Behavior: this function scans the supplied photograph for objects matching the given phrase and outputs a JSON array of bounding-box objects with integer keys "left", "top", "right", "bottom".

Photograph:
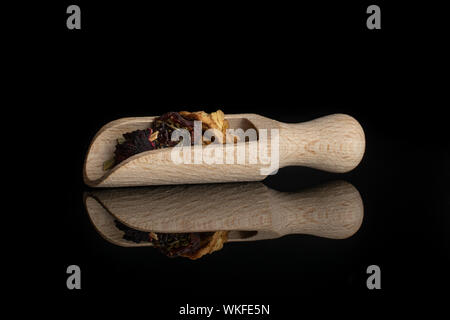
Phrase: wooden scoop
[
  {"left": 84, "top": 180, "right": 363, "bottom": 245},
  {"left": 84, "top": 113, "right": 365, "bottom": 187}
]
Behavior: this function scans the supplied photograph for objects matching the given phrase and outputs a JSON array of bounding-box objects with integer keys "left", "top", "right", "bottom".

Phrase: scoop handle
[
  {"left": 278, "top": 114, "right": 365, "bottom": 172},
  {"left": 268, "top": 181, "right": 363, "bottom": 239}
]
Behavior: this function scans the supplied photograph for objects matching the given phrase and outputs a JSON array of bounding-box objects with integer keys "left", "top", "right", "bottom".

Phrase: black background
[{"left": 18, "top": 1, "right": 449, "bottom": 318}]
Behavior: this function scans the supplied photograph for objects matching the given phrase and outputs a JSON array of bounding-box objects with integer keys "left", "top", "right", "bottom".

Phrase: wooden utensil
[
  {"left": 84, "top": 180, "right": 363, "bottom": 246},
  {"left": 84, "top": 113, "right": 365, "bottom": 187}
]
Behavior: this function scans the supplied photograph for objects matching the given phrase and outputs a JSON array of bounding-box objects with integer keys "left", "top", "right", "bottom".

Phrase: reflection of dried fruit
[
  {"left": 114, "top": 220, "right": 228, "bottom": 260},
  {"left": 184, "top": 231, "right": 228, "bottom": 260}
]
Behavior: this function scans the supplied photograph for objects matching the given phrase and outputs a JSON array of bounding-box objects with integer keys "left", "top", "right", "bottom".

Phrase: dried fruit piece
[
  {"left": 179, "top": 110, "right": 217, "bottom": 131},
  {"left": 103, "top": 158, "right": 115, "bottom": 171},
  {"left": 179, "top": 109, "right": 232, "bottom": 144},
  {"left": 103, "top": 109, "right": 236, "bottom": 171},
  {"left": 149, "top": 130, "right": 159, "bottom": 142},
  {"left": 114, "top": 128, "right": 157, "bottom": 165},
  {"left": 210, "top": 110, "right": 225, "bottom": 130},
  {"left": 149, "top": 232, "right": 158, "bottom": 241}
]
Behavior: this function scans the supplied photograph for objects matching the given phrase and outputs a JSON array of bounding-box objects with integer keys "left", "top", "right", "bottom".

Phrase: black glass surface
[{"left": 21, "top": 1, "right": 449, "bottom": 318}]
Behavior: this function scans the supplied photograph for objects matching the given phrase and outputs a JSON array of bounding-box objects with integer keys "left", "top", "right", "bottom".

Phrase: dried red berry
[{"left": 114, "top": 128, "right": 156, "bottom": 164}]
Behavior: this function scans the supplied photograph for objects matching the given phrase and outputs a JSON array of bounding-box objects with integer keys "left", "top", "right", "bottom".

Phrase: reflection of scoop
[{"left": 84, "top": 181, "right": 363, "bottom": 258}]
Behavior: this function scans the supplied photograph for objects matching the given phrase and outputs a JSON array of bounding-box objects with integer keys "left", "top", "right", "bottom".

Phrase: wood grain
[
  {"left": 84, "top": 180, "right": 363, "bottom": 245},
  {"left": 279, "top": 114, "right": 365, "bottom": 172},
  {"left": 84, "top": 113, "right": 365, "bottom": 187}
]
